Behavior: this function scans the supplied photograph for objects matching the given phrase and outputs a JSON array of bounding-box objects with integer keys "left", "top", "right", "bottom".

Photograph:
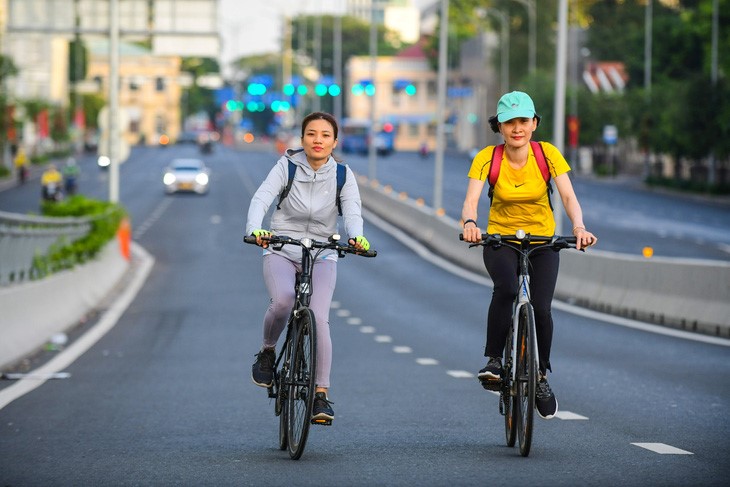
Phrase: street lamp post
[
  {"left": 552, "top": 0, "right": 568, "bottom": 234},
  {"left": 433, "top": 0, "right": 449, "bottom": 212},
  {"left": 477, "top": 8, "right": 509, "bottom": 95},
  {"left": 512, "top": 0, "right": 536, "bottom": 75}
]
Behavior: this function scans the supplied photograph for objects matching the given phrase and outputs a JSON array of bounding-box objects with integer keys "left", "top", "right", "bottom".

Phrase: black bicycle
[
  {"left": 461, "top": 230, "right": 577, "bottom": 457},
  {"left": 244, "top": 233, "right": 376, "bottom": 460}
]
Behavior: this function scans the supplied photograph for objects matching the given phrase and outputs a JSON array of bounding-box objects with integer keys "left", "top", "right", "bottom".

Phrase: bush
[{"left": 32, "top": 195, "right": 127, "bottom": 278}]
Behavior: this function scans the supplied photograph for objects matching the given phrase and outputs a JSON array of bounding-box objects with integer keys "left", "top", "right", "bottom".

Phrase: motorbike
[{"left": 42, "top": 182, "right": 64, "bottom": 202}]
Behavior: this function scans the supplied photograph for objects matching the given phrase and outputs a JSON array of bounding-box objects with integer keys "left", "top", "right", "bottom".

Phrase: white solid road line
[
  {"left": 363, "top": 208, "right": 730, "bottom": 348},
  {"left": 0, "top": 243, "right": 155, "bottom": 412}
]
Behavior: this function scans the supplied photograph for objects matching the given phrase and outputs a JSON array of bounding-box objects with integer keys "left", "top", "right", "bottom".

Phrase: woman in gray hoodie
[{"left": 246, "top": 112, "right": 370, "bottom": 423}]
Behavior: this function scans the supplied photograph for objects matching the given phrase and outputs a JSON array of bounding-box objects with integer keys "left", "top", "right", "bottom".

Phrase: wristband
[{"left": 463, "top": 219, "right": 478, "bottom": 228}]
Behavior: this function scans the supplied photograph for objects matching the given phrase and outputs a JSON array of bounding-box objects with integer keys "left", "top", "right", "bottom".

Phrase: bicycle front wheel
[
  {"left": 503, "top": 324, "right": 517, "bottom": 448},
  {"left": 275, "top": 363, "right": 288, "bottom": 451},
  {"left": 286, "top": 308, "right": 317, "bottom": 460},
  {"left": 516, "top": 304, "right": 537, "bottom": 457}
]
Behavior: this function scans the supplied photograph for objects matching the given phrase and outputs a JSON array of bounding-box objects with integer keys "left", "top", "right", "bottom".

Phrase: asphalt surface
[{"left": 0, "top": 144, "right": 728, "bottom": 485}]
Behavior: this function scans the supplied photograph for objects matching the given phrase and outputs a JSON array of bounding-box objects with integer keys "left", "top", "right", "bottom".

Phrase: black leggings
[{"left": 483, "top": 245, "right": 559, "bottom": 374}]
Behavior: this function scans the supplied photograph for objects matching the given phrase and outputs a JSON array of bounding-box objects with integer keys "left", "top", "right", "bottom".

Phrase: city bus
[{"left": 340, "top": 118, "right": 394, "bottom": 155}]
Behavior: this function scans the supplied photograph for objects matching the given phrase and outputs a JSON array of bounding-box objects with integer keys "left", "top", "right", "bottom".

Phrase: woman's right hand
[
  {"left": 251, "top": 229, "right": 272, "bottom": 248},
  {"left": 461, "top": 220, "right": 481, "bottom": 243}
]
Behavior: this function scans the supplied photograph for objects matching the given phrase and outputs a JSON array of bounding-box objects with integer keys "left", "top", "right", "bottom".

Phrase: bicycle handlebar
[
  {"left": 459, "top": 232, "right": 579, "bottom": 251},
  {"left": 243, "top": 234, "right": 377, "bottom": 258}
]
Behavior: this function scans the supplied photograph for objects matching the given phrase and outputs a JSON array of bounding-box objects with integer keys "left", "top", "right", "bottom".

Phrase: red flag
[
  {"left": 567, "top": 115, "right": 580, "bottom": 149},
  {"left": 37, "top": 110, "right": 49, "bottom": 138},
  {"left": 74, "top": 108, "right": 85, "bottom": 131}
]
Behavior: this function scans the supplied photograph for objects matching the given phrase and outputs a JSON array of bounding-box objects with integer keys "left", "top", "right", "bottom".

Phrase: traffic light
[
  {"left": 405, "top": 84, "right": 416, "bottom": 96},
  {"left": 247, "top": 83, "right": 266, "bottom": 96},
  {"left": 315, "top": 83, "right": 328, "bottom": 97},
  {"left": 352, "top": 80, "right": 374, "bottom": 96}
]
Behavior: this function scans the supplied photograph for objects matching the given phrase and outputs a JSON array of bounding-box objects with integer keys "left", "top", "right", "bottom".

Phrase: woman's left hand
[
  {"left": 573, "top": 227, "right": 597, "bottom": 250},
  {"left": 349, "top": 235, "right": 370, "bottom": 251}
]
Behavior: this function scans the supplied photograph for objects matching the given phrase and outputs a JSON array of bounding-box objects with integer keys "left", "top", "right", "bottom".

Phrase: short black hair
[
  {"left": 301, "top": 112, "right": 339, "bottom": 140},
  {"left": 488, "top": 114, "right": 542, "bottom": 133}
]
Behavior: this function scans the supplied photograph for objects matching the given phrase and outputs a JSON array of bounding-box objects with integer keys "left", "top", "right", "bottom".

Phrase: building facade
[{"left": 86, "top": 39, "right": 182, "bottom": 147}]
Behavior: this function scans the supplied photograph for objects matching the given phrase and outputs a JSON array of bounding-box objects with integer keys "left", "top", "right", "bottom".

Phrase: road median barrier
[{"left": 357, "top": 175, "right": 730, "bottom": 338}]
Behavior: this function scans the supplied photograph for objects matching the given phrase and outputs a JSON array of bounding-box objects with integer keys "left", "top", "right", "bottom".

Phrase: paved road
[{"left": 1, "top": 144, "right": 728, "bottom": 485}]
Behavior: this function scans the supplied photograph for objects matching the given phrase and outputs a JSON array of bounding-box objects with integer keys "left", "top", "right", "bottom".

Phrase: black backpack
[{"left": 276, "top": 160, "right": 347, "bottom": 216}]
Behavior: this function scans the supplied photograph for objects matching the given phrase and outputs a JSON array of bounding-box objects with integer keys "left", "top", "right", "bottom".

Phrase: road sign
[{"left": 603, "top": 125, "right": 618, "bottom": 145}]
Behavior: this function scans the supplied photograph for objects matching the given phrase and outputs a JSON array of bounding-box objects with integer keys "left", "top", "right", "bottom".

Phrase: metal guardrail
[{"left": 0, "top": 210, "right": 92, "bottom": 285}]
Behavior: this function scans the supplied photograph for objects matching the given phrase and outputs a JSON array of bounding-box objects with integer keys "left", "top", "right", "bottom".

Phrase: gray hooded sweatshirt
[{"left": 246, "top": 148, "right": 364, "bottom": 262}]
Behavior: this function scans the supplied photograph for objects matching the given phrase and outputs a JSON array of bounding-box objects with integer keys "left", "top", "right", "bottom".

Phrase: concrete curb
[
  {"left": 0, "top": 238, "right": 131, "bottom": 369},
  {"left": 357, "top": 175, "right": 730, "bottom": 338}
]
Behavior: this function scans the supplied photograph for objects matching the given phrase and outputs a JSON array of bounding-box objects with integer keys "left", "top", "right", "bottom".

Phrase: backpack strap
[
  {"left": 487, "top": 141, "right": 553, "bottom": 207},
  {"left": 487, "top": 144, "right": 504, "bottom": 203},
  {"left": 335, "top": 163, "right": 346, "bottom": 216},
  {"left": 276, "top": 160, "right": 347, "bottom": 216},
  {"left": 276, "top": 160, "right": 297, "bottom": 210},
  {"left": 531, "top": 141, "right": 554, "bottom": 210}
]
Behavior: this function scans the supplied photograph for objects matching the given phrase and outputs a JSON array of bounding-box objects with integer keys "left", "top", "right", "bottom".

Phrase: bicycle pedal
[
  {"left": 311, "top": 418, "right": 332, "bottom": 426},
  {"left": 479, "top": 378, "right": 502, "bottom": 392}
]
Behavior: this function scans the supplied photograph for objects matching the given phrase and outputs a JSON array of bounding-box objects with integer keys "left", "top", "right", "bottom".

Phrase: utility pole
[
  {"left": 433, "top": 0, "right": 449, "bottom": 212},
  {"left": 333, "top": 14, "right": 342, "bottom": 123},
  {"left": 552, "top": 0, "right": 568, "bottom": 234},
  {"left": 368, "top": 0, "right": 378, "bottom": 182},
  {"left": 109, "top": 0, "right": 120, "bottom": 203}
]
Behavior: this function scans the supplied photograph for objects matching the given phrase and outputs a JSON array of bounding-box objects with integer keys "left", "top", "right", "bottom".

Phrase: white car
[{"left": 163, "top": 158, "right": 210, "bottom": 194}]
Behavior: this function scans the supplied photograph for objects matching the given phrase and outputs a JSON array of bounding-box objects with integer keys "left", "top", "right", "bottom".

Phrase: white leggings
[{"left": 262, "top": 253, "right": 337, "bottom": 388}]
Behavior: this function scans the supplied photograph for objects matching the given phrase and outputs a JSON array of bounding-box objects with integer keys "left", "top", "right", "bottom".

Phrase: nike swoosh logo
[{"left": 515, "top": 183, "right": 525, "bottom": 188}]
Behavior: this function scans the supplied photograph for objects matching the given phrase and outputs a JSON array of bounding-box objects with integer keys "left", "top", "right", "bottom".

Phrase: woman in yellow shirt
[{"left": 461, "top": 91, "right": 597, "bottom": 419}]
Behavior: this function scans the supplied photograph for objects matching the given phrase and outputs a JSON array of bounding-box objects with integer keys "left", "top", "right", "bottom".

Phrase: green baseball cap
[{"left": 496, "top": 91, "right": 537, "bottom": 122}]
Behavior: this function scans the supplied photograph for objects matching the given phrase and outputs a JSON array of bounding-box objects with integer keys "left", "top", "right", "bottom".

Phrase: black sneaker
[
  {"left": 311, "top": 392, "right": 334, "bottom": 424},
  {"left": 536, "top": 376, "right": 558, "bottom": 419},
  {"left": 477, "top": 357, "right": 503, "bottom": 391},
  {"left": 251, "top": 348, "right": 275, "bottom": 387},
  {"left": 478, "top": 357, "right": 503, "bottom": 381}
]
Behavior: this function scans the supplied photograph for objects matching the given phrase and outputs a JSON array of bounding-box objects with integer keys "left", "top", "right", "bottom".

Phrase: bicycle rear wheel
[
  {"left": 502, "top": 324, "right": 517, "bottom": 448},
  {"left": 516, "top": 304, "right": 537, "bottom": 457},
  {"left": 286, "top": 308, "right": 317, "bottom": 460}
]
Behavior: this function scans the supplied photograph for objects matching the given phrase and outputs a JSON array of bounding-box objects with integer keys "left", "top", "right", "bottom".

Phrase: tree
[
  {"left": 290, "top": 14, "right": 410, "bottom": 77},
  {"left": 180, "top": 57, "right": 220, "bottom": 124}
]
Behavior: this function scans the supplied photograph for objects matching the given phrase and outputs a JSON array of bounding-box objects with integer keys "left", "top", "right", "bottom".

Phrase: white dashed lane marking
[
  {"left": 554, "top": 411, "right": 589, "bottom": 420},
  {"left": 631, "top": 443, "right": 693, "bottom": 455},
  {"left": 331, "top": 304, "right": 594, "bottom": 424},
  {"left": 446, "top": 370, "right": 474, "bottom": 378}
]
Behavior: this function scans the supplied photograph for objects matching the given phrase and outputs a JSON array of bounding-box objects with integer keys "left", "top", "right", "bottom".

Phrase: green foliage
[
  {"left": 0, "top": 165, "right": 10, "bottom": 178},
  {"left": 33, "top": 195, "right": 127, "bottom": 279},
  {"left": 290, "top": 15, "right": 410, "bottom": 75},
  {"left": 0, "top": 54, "right": 19, "bottom": 82},
  {"left": 181, "top": 57, "right": 220, "bottom": 122}
]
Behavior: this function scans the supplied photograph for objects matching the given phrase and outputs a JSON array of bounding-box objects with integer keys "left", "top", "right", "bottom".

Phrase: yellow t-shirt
[{"left": 467, "top": 141, "right": 570, "bottom": 236}]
